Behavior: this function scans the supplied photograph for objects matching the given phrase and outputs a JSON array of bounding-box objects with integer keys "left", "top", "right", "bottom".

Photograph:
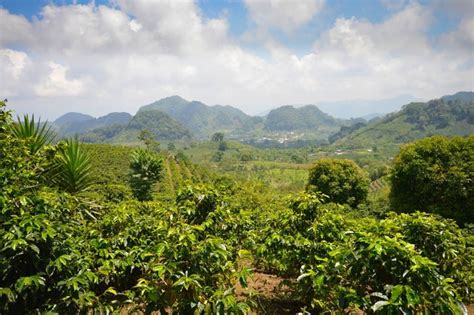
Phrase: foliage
[
  {"left": 211, "top": 151, "right": 224, "bottom": 162},
  {"left": 11, "top": 114, "right": 56, "bottom": 154},
  {"left": 128, "top": 149, "right": 163, "bottom": 201},
  {"left": 139, "top": 95, "right": 258, "bottom": 138},
  {"left": 138, "top": 129, "right": 160, "bottom": 151},
  {"left": 212, "top": 132, "right": 224, "bottom": 142},
  {"left": 334, "top": 93, "right": 474, "bottom": 150},
  {"left": 255, "top": 190, "right": 471, "bottom": 313},
  {"left": 307, "top": 158, "right": 370, "bottom": 207},
  {"left": 264, "top": 105, "right": 340, "bottom": 131},
  {"left": 2, "top": 98, "right": 473, "bottom": 314},
  {"left": 1, "top": 102, "right": 252, "bottom": 313},
  {"left": 51, "top": 138, "right": 95, "bottom": 194},
  {"left": 299, "top": 229, "right": 464, "bottom": 313},
  {"left": 176, "top": 184, "right": 221, "bottom": 225},
  {"left": 390, "top": 135, "right": 474, "bottom": 223}
]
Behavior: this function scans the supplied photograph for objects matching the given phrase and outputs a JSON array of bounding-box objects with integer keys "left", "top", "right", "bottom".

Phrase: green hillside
[
  {"left": 264, "top": 105, "right": 341, "bottom": 131},
  {"left": 334, "top": 92, "right": 474, "bottom": 149},
  {"left": 138, "top": 95, "right": 261, "bottom": 138},
  {"left": 84, "top": 110, "right": 191, "bottom": 143},
  {"left": 53, "top": 112, "right": 132, "bottom": 136}
]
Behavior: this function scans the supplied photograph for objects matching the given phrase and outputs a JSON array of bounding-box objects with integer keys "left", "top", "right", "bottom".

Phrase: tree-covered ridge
[
  {"left": 138, "top": 95, "right": 262, "bottom": 138},
  {"left": 83, "top": 110, "right": 191, "bottom": 143},
  {"left": 264, "top": 105, "right": 342, "bottom": 131},
  {"left": 53, "top": 112, "right": 132, "bottom": 136},
  {"left": 333, "top": 92, "right": 474, "bottom": 149}
]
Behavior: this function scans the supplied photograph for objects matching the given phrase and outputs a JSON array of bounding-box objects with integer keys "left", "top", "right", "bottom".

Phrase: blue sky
[
  {"left": 0, "top": 0, "right": 464, "bottom": 55},
  {"left": 0, "top": 0, "right": 472, "bottom": 118}
]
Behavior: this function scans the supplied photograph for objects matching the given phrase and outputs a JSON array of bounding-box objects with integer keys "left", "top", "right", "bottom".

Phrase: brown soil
[
  {"left": 239, "top": 272, "right": 474, "bottom": 315},
  {"left": 236, "top": 272, "right": 302, "bottom": 314}
]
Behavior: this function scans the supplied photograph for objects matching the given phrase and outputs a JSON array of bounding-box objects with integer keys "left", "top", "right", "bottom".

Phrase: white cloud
[
  {"left": 0, "top": 1, "right": 472, "bottom": 119},
  {"left": 0, "top": 9, "right": 32, "bottom": 46},
  {"left": 0, "top": 49, "right": 31, "bottom": 96},
  {"left": 244, "top": 0, "right": 325, "bottom": 33},
  {"left": 34, "top": 62, "right": 85, "bottom": 97},
  {"left": 439, "top": 16, "right": 474, "bottom": 58}
]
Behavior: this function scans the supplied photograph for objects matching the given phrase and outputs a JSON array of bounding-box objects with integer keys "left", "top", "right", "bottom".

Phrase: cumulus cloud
[
  {"left": 0, "top": 1, "right": 472, "bottom": 119},
  {"left": 244, "top": 0, "right": 324, "bottom": 33},
  {"left": 34, "top": 62, "right": 85, "bottom": 97},
  {"left": 0, "top": 49, "right": 31, "bottom": 96}
]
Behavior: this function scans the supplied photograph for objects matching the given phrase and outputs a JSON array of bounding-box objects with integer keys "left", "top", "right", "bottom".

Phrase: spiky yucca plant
[
  {"left": 52, "top": 138, "right": 94, "bottom": 194},
  {"left": 11, "top": 115, "right": 55, "bottom": 153}
]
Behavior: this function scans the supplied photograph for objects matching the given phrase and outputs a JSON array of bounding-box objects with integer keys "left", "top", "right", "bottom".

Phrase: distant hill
[
  {"left": 264, "top": 105, "right": 341, "bottom": 132},
  {"left": 55, "top": 112, "right": 95, "bottom": 125},
  {"left": 138, "top": 95, "right": 261, "bottom": 138},
  {"left": 317, "top": 94, "right": 419, "bottom": 119},
  {"left": 441, "top": 91, "right": 474, "bottom": 103},
  {"left": 53, "top": 112, "right": 132, "bottom": 136},
  {"left": 333, "top": 92, "right": 474, "bottom": 149},
  {"left": 83, "top": 110, "right": 191, "bottom": 143}
]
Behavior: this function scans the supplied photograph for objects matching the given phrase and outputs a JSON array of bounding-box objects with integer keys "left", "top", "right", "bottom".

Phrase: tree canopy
[
  {"left": 390, "top": 135, "right": 474, "bottom": 224},
  {"left": 307, "top": 158, "right": 369, "bottom": 207}
]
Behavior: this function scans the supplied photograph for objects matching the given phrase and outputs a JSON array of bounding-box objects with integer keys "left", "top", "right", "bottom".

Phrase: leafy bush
[
  {"left": 390, "top": 135, "right": 474, "bottom": 223},
  {"left": 299, "top": 230, "right": 464, "bottom": 313},
  {"left": 176, "top": 184, "right": 221, "bottom": 225},
  {"left": 307, "top": 158, "right": 370, "bottom": 207},
  {"left": 255, "top": 191, "right": 470, "bottom": 313},
  {"left": 128, "top": 149, "right": 163, "bottom": 201}
]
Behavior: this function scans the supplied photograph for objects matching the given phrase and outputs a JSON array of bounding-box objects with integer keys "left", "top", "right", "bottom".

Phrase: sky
[{"left": 0, "top": 0, "right": 473, "bottom": 120}]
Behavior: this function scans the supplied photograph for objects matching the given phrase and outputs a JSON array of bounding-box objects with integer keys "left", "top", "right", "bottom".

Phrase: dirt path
[{"left": 237, "top": 272, "right": 302, "bottom": 314}]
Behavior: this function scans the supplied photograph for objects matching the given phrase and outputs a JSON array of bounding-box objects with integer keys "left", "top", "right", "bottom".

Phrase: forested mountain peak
[
  {"left": 54, "top": 112, "right": 95, "bottom": 125},
  {"left": 264, "top": 104, "right": 340, "bottom": 131}
]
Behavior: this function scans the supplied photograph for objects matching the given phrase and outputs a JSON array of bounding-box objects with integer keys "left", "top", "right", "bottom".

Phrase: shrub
[
  {"left": 390, "top": 135, "right": 474, "bottom": 223},
  {"left": 307, "top": 158, "right": 370, "bottom": 207},
  {"left": 128, "top": 149, "right": 163, "bottom": 201},
  {"left": 299, "top": 230, "right": 464, "bottom": 313}
]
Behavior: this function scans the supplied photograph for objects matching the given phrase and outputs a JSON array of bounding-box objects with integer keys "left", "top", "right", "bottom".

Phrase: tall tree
[
  {"left": 390, "top": 135, "right": 474, "bottom": 224},
  {"left": 307, "top": 158, "right": 369, "bottom": 207}
]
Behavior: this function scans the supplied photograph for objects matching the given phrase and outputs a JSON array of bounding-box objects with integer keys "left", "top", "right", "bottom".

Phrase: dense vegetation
[
  {"left": 52, "top": 92, "right": 473, "bottom": 152},
  {"left": 334, "top": 92, "right": 474, "bottom": 150},
  {"left": 1, "top": 99, "right": 473, "bottom": 314},
  {"left": 307, "top": 158, "right": 370, "bottom": 207},
  {"left": 390, "top": 135, "right": 474, "bottom": 224},
  {"left": 263, "top": 105, "right": 340, "bottom": 132},
  {"left": 138, "top": 95, "right": 261, "bottom": 138}
]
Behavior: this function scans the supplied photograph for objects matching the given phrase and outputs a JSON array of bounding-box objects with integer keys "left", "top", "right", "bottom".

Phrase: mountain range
[
  {"left": 51, "top": 91, "right": 473, "bottom": 147},
  {"left": 53, "top": 96, "right": 350, "bottom": 142}
]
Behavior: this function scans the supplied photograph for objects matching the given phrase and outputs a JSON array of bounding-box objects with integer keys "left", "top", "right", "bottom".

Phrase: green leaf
[{"left": 371, "top": 301, "right": 389, "bottom": 312}]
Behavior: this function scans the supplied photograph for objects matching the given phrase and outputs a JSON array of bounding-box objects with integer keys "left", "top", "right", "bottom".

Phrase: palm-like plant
[
  {"left": 11, "top": 115, "right": 56, "bottom": 153},
  {"left": 52, "top": 138, "right": 94, "bottom": 193}
]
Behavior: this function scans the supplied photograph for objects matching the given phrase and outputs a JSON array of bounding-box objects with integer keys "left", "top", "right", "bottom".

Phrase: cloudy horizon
[{"left": 1, "top": 0, "right": 473, "bottom": 120}]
